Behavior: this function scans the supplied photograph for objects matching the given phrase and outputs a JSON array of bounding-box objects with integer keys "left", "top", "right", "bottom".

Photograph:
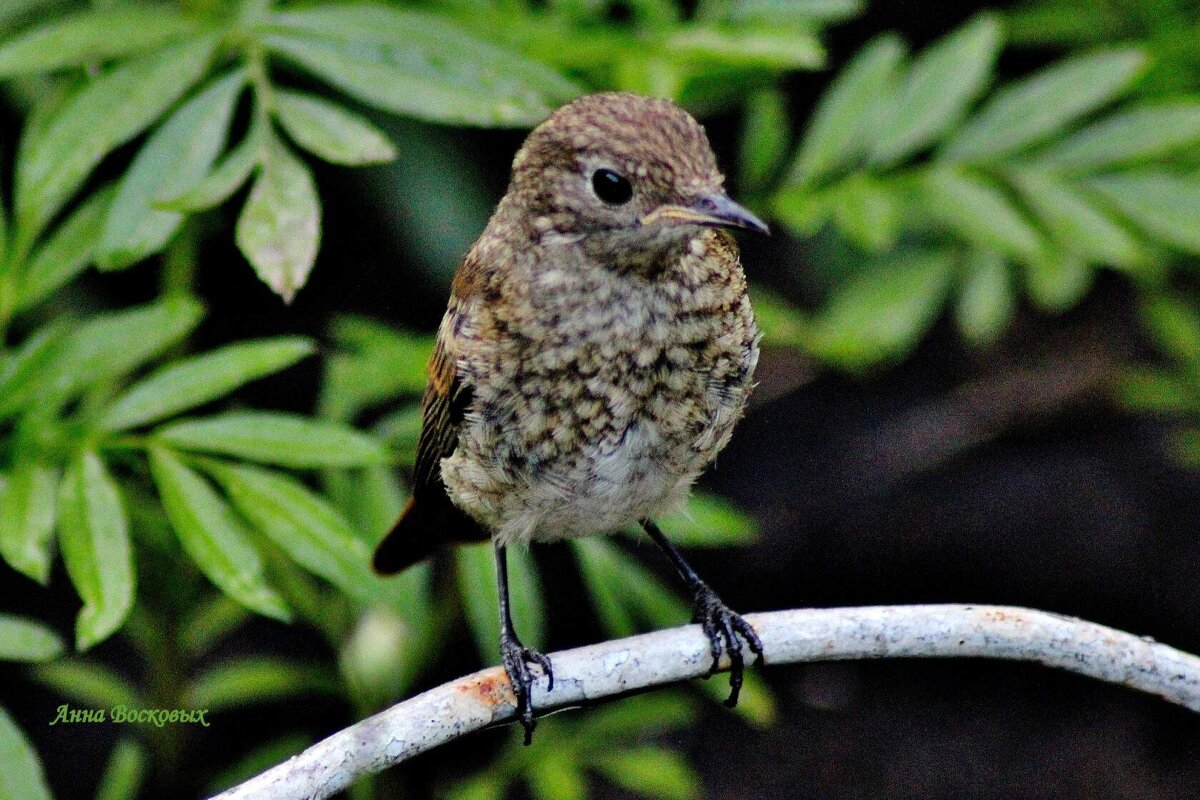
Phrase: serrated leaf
[
  {"left": 31, "top": 660, "right": 144, "bottom": 710},
  {"left": 1034, "top": 103, "right": 1200, "bottom": 170},
  {"left": 101, "top": 337, "right": 315, "bottom": 431},
  {"left": 870, "top": 14, "right": 1002, "bottom": 164},
  {"left": 789, "top": 33, "right": 905, "bottom": 184},
  {"left": 0, "top": 463, "right": 58, "bottom": 585},
  {"left": 1086, "top": 173, "right": 1200, "bottom": 255},
  {"left": 651, "top": 493, "right": 757, "bottom": 548},
  {"left": 15, "top": 35, "right": 217, "bottom": 240},
  {"left": 954, "top": 249, "right": 1013, "bottom": 344},
  {"left": 275, "top": 90, "right": 395, "bottom": 166},
  {"left": 235, "top": 136, "right": 321, "bottom": 302},
  {"left": 184, "top": 657, "right": 339, "bottom": 711},
  {"left": 156, "top": 118, "right": 264, "bottom": 212},
  {"left": 206, "top": 462, "right": 385, "bottom": 605},
  {"left": 94, "top": 739, "right": 147, "bottom": 800},
  {"left": 943, "top": 49, "right": 1147, "bottom": 161},
  {"left": 264, "top": 5, "right": 580, "bottom": 126},
  {"left": 457, "top": 542, "right": 545, "bottom": 661},
  {"left": 0, "top": 9, "right": 197, "bottom": 77},
  {"left": 811, "top": 249, "right": 957, "bottom": 370},
  {"left": 0, "top": 707, "right": 52, "bottom": 800},
  {"left": 96, "top": 70, "right": 244, "bottom": 270},
  {"left": 48, "top": 297, "right": 203, "bottom": 401},
  {"left": 1008, "top": 169, "right": 1146, "bottom": 270},
  {"left": 0, "top": 614, "right": 63, "bottom": 662},
  {"left": 591, "top": 747, "right": 701, "bottom": 800},
  {"left": 920, "top": 167, "right": 1046, "bottom": 262},
  {"left": 15, "top": 185, "right": 113, "bottom": 312},
  {"left": 155, "top": 411, "right": 386, "bottom": 468},
  {"left": 148, "top": 448, "right": 290, "bottom": 622},
  {"left": 57, "top": 451, "right": 134, "bottom": 650}
]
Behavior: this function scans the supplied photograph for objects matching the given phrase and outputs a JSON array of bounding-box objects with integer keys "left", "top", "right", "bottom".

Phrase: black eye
[{"left": 592, "top": 168, "right": 633, "bottom": 205}]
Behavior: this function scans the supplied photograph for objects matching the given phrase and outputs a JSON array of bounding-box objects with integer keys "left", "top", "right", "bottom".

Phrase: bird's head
[{"left": 505, "top": 92, "right": 768, "bottom": 264}]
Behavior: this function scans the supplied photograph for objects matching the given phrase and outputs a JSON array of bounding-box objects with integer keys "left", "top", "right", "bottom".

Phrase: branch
[{"left": 209, "top": 604, "right": 1200, "bottom": 800}]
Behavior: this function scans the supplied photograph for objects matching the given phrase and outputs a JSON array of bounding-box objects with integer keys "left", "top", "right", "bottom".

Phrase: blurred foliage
[{"left": 0, "top": 0, "right": 1197, "bottom": 798}]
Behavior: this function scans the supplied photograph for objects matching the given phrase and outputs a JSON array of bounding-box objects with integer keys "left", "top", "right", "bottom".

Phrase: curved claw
[
  {"left": 693, "top": 585, "right": 763, "bottom": 708},
  {"left": 500, "top": 638, "right": 553, "bottom": 745}
]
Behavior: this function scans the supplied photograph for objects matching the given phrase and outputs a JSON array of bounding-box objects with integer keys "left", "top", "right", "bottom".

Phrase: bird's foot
[
  {"left": 500, "top": 631, "right": 553, "bottom": 745},
  {"left": 691, "top": 583, "right": 763, "bottom": 708}
]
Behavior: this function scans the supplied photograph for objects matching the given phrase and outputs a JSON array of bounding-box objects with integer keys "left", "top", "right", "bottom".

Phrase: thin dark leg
[
  {"left": 495, "top": 542, "right": 553, "bottom": 745},
  {"left": 641, "top": 519, "right": 763, "bottom": 707}
]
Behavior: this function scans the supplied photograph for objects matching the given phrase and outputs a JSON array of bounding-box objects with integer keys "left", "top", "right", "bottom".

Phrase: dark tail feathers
[{"left": 372, "top": 495, "right": 488, "bottom": 574}]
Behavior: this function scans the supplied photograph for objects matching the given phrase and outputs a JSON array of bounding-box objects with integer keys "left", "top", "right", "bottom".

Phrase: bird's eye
[{"left": 591, "top": 168, "right": 633, "bottom": 205}]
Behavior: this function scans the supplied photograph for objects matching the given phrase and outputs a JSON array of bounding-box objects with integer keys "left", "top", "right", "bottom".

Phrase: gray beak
[{"left": 641, "top": 192, "right": 771, "bottom": 235}]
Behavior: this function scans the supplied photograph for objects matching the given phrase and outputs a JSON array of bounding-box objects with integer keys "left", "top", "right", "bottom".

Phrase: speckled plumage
[{"left": 375, "top": 92, "right": 760, "bottom": 561}]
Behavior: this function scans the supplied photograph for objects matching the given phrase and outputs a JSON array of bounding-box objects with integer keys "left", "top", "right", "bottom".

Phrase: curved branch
[{"left": 209, "top": 604, "right": 1200, "bottom": 800}]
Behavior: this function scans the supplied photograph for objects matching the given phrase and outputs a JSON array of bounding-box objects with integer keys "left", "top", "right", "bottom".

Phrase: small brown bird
[{"left": 373, "top": 91, "right": 768, "bottom": 742}]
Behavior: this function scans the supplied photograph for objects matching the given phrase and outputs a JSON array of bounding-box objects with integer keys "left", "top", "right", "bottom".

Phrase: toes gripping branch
[
  {"left": 642, "top": 519, "right": 763, "bottom": 706},
  {"left": 495, "top": 543, "right": 553, "bottom": 744}
]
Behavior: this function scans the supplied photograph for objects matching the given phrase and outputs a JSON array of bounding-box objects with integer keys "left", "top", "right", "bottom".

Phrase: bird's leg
[
  {"left": 495, "top": 542, "right": 553, "bottom": 745},
  {"left": 641, "top": 519, "right": 763, "bottom": 707}
]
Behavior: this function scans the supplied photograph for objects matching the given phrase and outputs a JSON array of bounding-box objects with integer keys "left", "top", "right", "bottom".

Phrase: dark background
[{"left": 4, "top": 1, "right": 1199, "bottom": 797}]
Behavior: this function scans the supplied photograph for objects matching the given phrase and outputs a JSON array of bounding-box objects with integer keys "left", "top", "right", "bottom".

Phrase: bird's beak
[{"left": 641, "top": 192, "right": 771, "bottom": 236}]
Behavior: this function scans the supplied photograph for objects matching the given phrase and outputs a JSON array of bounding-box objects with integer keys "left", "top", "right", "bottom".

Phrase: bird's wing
[{"left": 411, "top": 315, "right": 472, "bottom": 499}]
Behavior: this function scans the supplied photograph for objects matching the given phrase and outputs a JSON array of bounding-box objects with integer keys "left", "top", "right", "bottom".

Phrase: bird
[{"left": 373, "top": 91, "right": 769, "bottom": 744}]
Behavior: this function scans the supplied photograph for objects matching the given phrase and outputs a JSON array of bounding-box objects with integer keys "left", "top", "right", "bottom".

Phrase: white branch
[{"left": 210, "top": 604, "right": 1200, "bottom": 800}]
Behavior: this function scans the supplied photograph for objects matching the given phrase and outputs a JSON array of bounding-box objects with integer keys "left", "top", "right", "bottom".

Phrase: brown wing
[{"left": 373, "top": 260, "right": 489, "bottom": 574}]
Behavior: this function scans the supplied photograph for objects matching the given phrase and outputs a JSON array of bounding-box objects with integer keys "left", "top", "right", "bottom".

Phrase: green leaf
[
  {"left": 96, "top": 70, "right": 245, "bottom": 270},
  {"left": 944, "top": 48, "right": 1147, "bottom": 161},
  {"left": 1086, "top": 173, "right": 1200, "bottom": 255},
  {"left": 457, "top": 542, "right": 545, "bottom": 660},
  {"left": 184, "top": 657, "right": 339, "bottom": 711},
  {"left": 31, "top": 660, "right": 144, "bottom": 711},
  {"left": 0, "top": 707, "right": 52, "bottom": 800},
  {"left": 920, "top": 167, "right": 1046, "bottom": 262},
  {"left": 206, "top": 734, "right": 313, "bottom": 796},
  {"left": 179, "top": 594, "right": 250, "bottom": 656},
  {"left": 1140, "top": 294, "right": 1200, "bottom": 370},
  {"left": 0, "top": 463, "right": 58, "bottom": 585},
  {"left": 650, "top": 493, "right": 757, "bottom": 548},
  {"left": 789, "top": 33, "right": 905, "bottom": 184},
  {"left": 15, "top": 185, "right": 114, "bottom": 312},
  {"left": 94, "top": 739, "right": 147, "bottom": 800},
  {"left": 275, "top": 90, "right": 396, "bottom": 166},
  {"left": 321, "top": 316, "right": 433, "bottom": 420},
  {"left": 155, "top": 411, "right": 386, "bottom": 468},
  {"left": 148, "top": 448, "right": 290, "bottom": 621},
  {"left": 0, "top": 321, "right": 69, "bottom": 418},
  {"left": 1025, "top": 253, "right": 1092, "bottom": 312},
  {"left": 527, "top": 752, "right": 587, "bottom": 800},
  {"left": 738, "top": 87, "right": 789, "bottom": 192},
  {"left": 0, "top": 614, "right": 63, "bottom": 662},
  {"left": 235, "top": 136, "right": 321, "bottom": 302},
  {"left": 954, "top": 249, "right": 1013, "bottom": 344},
  {"left": 811, "top": 249, "right": 957, "bottom": 370},
  {"left": 577, "top": 693, "right": 696, "bottom": 740},
  {"left": 749, "top": 286, "right": 811, "bottom": 349},
  {"left": 101, "top": 337, "right": 315, "bottom": 431},
  {"left": 1034, "top": 103, "right": 1200, "bottom": 171},
  {"left": 591, "top": 747, "right": 701, "bottom": 800},
  {"left": 375, "top": 405, "right": 423, "bottom": 463},
  {"left": 264, "top": 6, "right": 580, "bottom": 125},
  {"left": 57, "top": 451, "right": 134, "bottom": 650},
  {"left": 572, "top": 538, "right": 689, "bottom": 632},
  {"left": 830, "top": 173, "right": 902, "bottom": 251},
  {"left": 156, "top": 118, "right": 265, "bottom": 212},
  {"left": 870, "top": 14, "right": 1002, "bottom": 164},
  {"left": 1008, "top": 170, "right": 1146, "bottom": 270},
  {"left": 0, "top": 9, "right": 198, "bottom": 77},
  {"left": 715, "top": 0, "right": 865, "bottom": 25},
  {"left": 15, "top": 35, "right": 217, "bottom": 240},
  {"left": 48, "top": 297, "right": 203, "bottom": 401},
  {"left": 664, "top": 26, "right": 824, "bottom": 70},
  {"left": 1116, "top": 368, "right": 1200, "bottom": 414},
  {"left": 443, "top": 776, "right": 505, "bottom": 800},
  {"left": 206, "top": 462, "right": 385, "bottom": 605}
]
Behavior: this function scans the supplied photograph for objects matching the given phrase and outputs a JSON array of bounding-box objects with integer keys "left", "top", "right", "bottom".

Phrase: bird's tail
[{"left": 372, "top": 495, "right": 489, "bottom": 574}]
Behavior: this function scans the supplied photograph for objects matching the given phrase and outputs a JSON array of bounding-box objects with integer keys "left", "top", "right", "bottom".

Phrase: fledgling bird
[{"left": 373, "top": 91, "right": 768, "bottom": 743}]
